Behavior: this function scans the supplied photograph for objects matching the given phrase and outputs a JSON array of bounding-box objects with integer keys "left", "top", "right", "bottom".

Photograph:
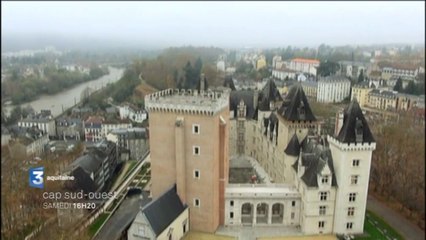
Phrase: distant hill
[{"left": 1, "top": 33, "right": 162, "bottom": 52}]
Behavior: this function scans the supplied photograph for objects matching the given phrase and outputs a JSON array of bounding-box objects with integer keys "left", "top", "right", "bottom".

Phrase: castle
[{"left": 130, "top": 76, "right": 376, "bottom": 239}]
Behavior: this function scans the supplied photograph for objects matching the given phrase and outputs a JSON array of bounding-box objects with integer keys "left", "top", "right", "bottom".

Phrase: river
[{"left": 4, "top": 67, "right": 124, "bottom": 118}]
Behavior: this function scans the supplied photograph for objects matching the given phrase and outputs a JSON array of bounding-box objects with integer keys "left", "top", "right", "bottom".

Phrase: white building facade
[
  {"left": 223, "top": 82, "right": 375, "bottom": 236},
  {"left": 317, "top": 76, "right": 351, "bottom": 103},
  {"left": 288, "top": 58, "right": 320, "bottom": 76}
]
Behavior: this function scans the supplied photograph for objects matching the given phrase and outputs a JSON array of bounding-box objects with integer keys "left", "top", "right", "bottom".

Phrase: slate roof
[
  {"left": 229, "top": 90, "right": 258, "bottom": 120},
  {"left": 67, "top": 166, "right": 98, "bottom": 193},
  {"left": 268, "top": 112, "right": 279, "bottom": 142},
  {"left": 69, "top": 152, "right": 103, "bottom": 174},
  {"left": 56, "top": 117, "right": 82, "bottom": 126},
  {"left": 258, "top": 79, "right": 283, "bottom": 111},
  {"left": 292, "top": 138, "right": 338, "bottom": 188},
  {"left": 143, "top": 185, "right": 187, "bottom": 237},
  {"left": 223, "top": 75, "right": 236, "bottom": 91},
  {"left": 337, "top": 99, "right": 375, "bottom": 144},
  {"left": 300, "top": 149, "right": 337, "bottom": 187},
  {"left": 369, "top": 89, "right": 397, "bottom": 98},
  {"left": 277, "top": 83, "right": 316, "bottom": 121},
  {"left": 318, "top": 75, "right": 351, "bottom": 83},
  {"left": 285, "top": 134, "right": 301, "bottom": 156}
]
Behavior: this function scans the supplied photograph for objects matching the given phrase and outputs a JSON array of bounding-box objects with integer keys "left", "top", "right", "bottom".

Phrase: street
[
  {"left": 367, "top": 195, "right": 425, "bottom": 240},
  {"left": 94, "top": 191, "right": 151, "bottom": 240}
]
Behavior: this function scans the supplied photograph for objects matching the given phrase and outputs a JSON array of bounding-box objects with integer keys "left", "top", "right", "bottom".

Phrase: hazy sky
[{"left": 2, "top": 1, "right": 425, "bottom": 48}]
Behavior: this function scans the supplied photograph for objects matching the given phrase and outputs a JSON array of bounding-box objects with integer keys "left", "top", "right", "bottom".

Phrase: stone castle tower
[
  {"left": 328, "top": 99, "right": 376, "bottom": 234},
  {"left": 145, "top": 88, "right": 230, "bottom": 233}
]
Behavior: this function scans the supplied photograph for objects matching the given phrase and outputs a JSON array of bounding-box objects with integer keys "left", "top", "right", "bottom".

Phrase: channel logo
[{"left": 29, "top": 167, "right": 44, "bottom": 188}]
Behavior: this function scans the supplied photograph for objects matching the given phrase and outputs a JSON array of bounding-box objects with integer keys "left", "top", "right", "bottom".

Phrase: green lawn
[
  {"left": 355, "top": 210, "right": 403, "bottom": 240},
  {"left": 88, "top": 213, "right": 110, "bottom": 237}
]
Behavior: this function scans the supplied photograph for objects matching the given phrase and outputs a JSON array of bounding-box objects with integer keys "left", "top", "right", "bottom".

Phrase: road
[
  {"left": 367, "top": 195, "right": 425, "bottom": 240},
  {"left": 94, "top": 191, "right": 151, "bottom": 240}
]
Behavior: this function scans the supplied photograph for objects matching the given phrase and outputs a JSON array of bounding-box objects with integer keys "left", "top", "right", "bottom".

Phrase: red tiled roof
[
  {"left": 85, "top": 116, "right": 104, "bottom": 124},
  {"left": 291, "top": 58, "right": 320, "bottom": 64}
]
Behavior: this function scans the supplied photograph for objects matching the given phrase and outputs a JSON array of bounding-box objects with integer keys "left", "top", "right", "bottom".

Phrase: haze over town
[
  {"left": 1, "top": 1, "right": 425, "bottom": 240},
  {"left": 2, "top": 1, "right": 425, "bottom": 50}
]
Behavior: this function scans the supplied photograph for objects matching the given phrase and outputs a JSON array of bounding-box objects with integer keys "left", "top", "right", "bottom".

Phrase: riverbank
[{"left": 4, "top": 67, "right": 124, "bottom": 118}]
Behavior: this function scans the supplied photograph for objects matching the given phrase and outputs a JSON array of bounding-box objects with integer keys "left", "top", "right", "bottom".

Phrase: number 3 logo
[{"left": 29, "top": 167, "right": 44, "bottom": 188}]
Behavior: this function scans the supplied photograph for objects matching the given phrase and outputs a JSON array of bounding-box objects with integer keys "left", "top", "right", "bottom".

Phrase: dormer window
[
  {"left": 238, "top": 100, "right": 246, "bottom": 118},
  {"left": 355, "top": 117, "right": 363, "bottom": 143},
  {"left": 298, "top": 101, "right": 305, "bottom": 120},
  {"left": 321, "top": 175, "right": 329, "bottom": 184},
  {"left": 269, "top": 101, "right": 275, "bottom": 110}
]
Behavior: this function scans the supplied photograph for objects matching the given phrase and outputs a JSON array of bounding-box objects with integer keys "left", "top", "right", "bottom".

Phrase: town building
[
  {"left": 272, "top": 67, "right": 297, "bottom": 80},
  {"left": 256, "top": 56, "right": 267, "bottom": 70},
  {"left": 118, "top": 103, "right": 148, "bottom": 123},
  {"left": 317, "top": 76, "right": 351, "bottom": 103},
  {"left": 301, "top": 80, "right": 318, "bottom": 100},
  {"left": 8, "top": 127, "right": 49, "bottom": 158},
  {"left": 338, "top": 61, "right": 371, "bottom": 79},
  {"left": 351, "top": 82, "right": 373, "bottom": 108},
  {"left": 65, "top": 139, "right": 117, "bottom": 193},
  {"left": 368, "top": 71, "right": 384, "bottom": 88},
  {"left": 395, "top": 93, "right": 425, "bottom": 111},
  {"left": 366, "top": 89, "right": 398, "bottom": 111},
  {"left": 275, "top": 80, "right": 296, "bottom": 96},
  {"left": 141, "top": 77, "right": 376, "bottom": 237},
  {"left": 272, "top": 55, "right": 282, "bottom": 69},
  {"left": 381, "top": 65, "right": 418, "bottom": 80},
  {"left": 1, "top": 126, "right": 11, "bottom": 146},
  {"left": 84, "top": 116, "right": 105, "bottom": 142},
  {"left": 56, "top": 117, "right": 83, "bottom": 140},
  {"left": 217, "top": 60, "right": 226, "bottom": 72},
  {"left": 106, "top": 127, "right": 149, "bottom": 161},
  {"left": 101, "top": 120, "right": 132, "bottom": 139},
  {"left": 18, "top": 110, "right": 56, "bottom": 137},
  {"left": 288, "top": 58, "right": 320, "bottom": 76},
  {"left": 127, "top": 185, "right": 189, "bottom": 240}
]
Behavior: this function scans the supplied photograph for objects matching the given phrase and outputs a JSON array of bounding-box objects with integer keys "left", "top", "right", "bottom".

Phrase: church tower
[{"left": 327, "top": 99, "right": 376, "bottom": 234}]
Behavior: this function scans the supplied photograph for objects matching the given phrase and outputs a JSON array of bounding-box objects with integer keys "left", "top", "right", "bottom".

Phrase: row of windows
[
  {"left": 229, "top": 211, "right": 296, "bottom": 219},
  {"left": 318, "top": 221, "right": 354, "bottom": 229},
  {"left": 319, "top": 192, "right": 357, "bottom": 202},
  {"left": 322, "top": 174, "right": 359, "bottom": 185},
  {"left": 228, "top": 200, "right": 296, "bottom": 207},
  {"left": 319, "top": 206, "right": 355, "bottom": 216}
]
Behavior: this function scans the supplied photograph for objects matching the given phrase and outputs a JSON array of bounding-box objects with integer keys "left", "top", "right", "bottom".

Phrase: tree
[
  {"left": 393, "top": 77, "right": 403, "bottom": 92},
  {"left": 403, "top": 81, "right": 416, "bottom": 94},
  {"left": 183, "top": 61, "right": 194, "bottom": 89},
  {"left": 173, "top": 69, "right": 179, "bottom": 87},
  {"left": 11, "top": 68, "right": 19, "bottom": 81},
  {"left": 7, "top": 106, "right": 23, "bottom": 124},
  {"left": 358, "top": 69, "right": 365, "bottom": 83},
  {"left": 317, "top": 61, "right": 340, "bottom": 77}
]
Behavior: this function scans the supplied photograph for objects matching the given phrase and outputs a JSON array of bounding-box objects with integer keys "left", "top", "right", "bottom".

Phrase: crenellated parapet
[
  {"left": 327, "top": 135, "right": 376, "bottom": 151},
  {"left": 145, "top": 88, "right": 230, "bottom": 116}
]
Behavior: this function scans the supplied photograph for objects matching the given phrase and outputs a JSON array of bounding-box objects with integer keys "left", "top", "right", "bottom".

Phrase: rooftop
[
  {"left": 291, "top": 58, "right": 320, "bottom": 64},
  {"left": 336, "top": 99, "right": 375, "bottom": 144},
  {"left": 277, "top": 84, "right": 317, "bottom": 122},
  {"left": 145, "top": 88, "right": 230, "bottom": 115},
  {"left": 318, "top": 75, "right": 350, "bottom": 83},
  {"left": 142, "top": 185, "right": 187, "bottom": 237}
]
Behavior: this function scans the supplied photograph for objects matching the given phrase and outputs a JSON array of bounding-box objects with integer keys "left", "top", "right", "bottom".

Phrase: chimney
[
  {"left": 200, "top": 73, "right": 205, "bottom": 91},
  {"left": 297, "top": 150, "right": 305, "bottom": 178},
  {"left": 253, "top": 90, "right": 259, "bottom": 110},
  {"left": 334, "top": 108, "right": 344, "bottom": 136}
]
